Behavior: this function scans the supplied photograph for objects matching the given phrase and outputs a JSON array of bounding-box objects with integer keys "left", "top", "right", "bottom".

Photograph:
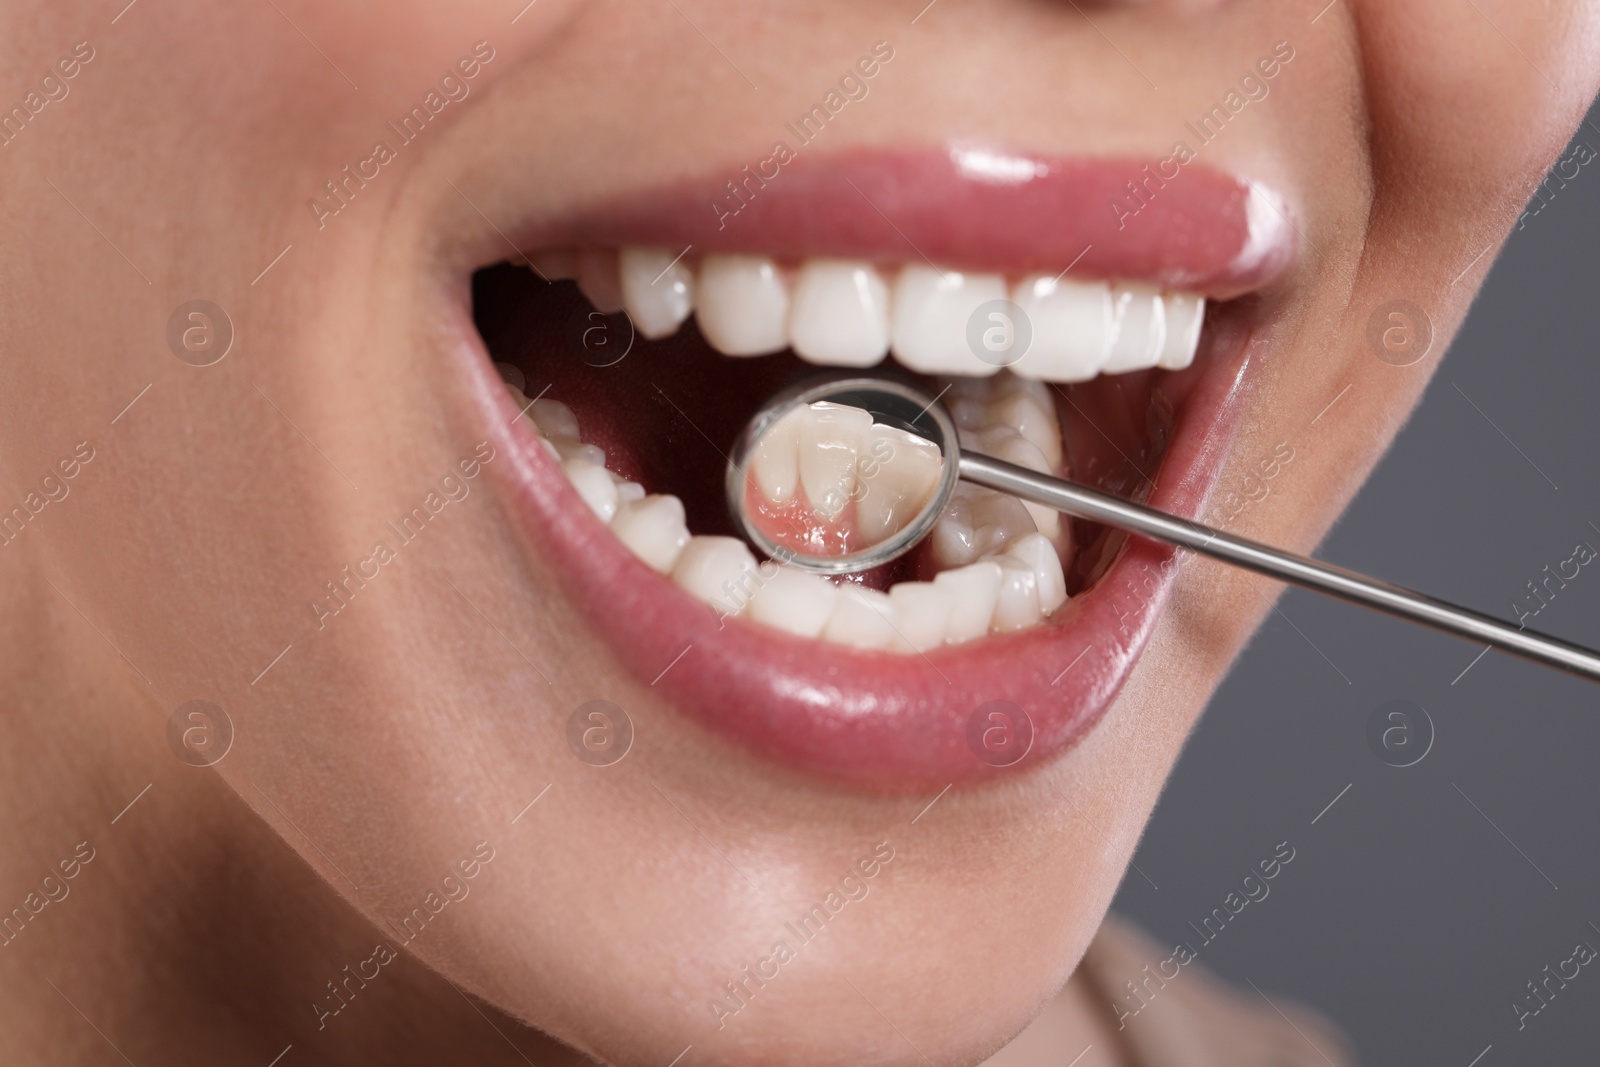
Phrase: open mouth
[{"left": 449, "top": 148, "right": 1292, "bottom": 788}]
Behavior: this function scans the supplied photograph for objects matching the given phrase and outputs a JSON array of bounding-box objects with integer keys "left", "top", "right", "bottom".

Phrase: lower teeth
[{"left": 505, "top": 371, "right": 1070, "bottom": 653}]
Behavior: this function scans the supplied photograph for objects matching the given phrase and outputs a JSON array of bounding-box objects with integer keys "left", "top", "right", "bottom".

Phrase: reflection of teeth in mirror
[
  {"left": 855, "top": 426, "right": 942, "bottom": 543},
  {"left": 798, "top": 402, "right": 872, "bottom": 521},
  {"left": 503, "top": 372, "right": 1068, "bottom": 651},
  {"left": 750, "top": 401, "right": 944, "bottom": 555}
]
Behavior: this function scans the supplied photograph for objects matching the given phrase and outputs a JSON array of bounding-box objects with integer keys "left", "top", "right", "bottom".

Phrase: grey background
[{"left": 1113, "top": 108, "right": 1600, "bottom": 1065}]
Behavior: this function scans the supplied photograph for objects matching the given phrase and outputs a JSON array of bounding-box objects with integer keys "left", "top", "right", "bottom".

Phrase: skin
[{"left": 2, "top": 1, "right": 1597, "bottom": 1064}]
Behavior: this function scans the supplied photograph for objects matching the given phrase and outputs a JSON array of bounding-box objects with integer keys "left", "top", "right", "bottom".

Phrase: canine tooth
[
  {"left": 969, "top": 489, "right": 1037, "bottom": 556},
  {"left": 1103, "top": 282, "right": 1167, "bottom": 373},
  {"left": 798, "top": 402, "right": 871, "bottom": 521},
  {"left": 618, "top": 247, "right": 695, "bottom": 339},
  {"left": 611, "top": 494, "right": 691, "bottom": 573},
  {"left": 821, "top": 585, "right": 897, "bottom": 650},
  {"left": 887, "top": 582, "right": 954, "bottom": 654},
  {"left": 671, "top": 536, "right": 759, "bottom": 614},
  {"left": 562, "top": 459, "right": 620, "bottom": 523},
  {"left": 749, "top": 405, "right": 804, "bottom": 505},
  {"left": 933, "top": 561, "right": 1004, "bottom": 643},
  {"left": 530, "top": 249, "right": 576, "bottom": 282},
  {"left": 696, "top": 254, "right": 790, "bottom": 356},
  {"left": 987, "top": 554, "right": 1044, "bottom": 632},
  {"left": 1158, "top": 292, "right": 1205, "bottom": 370},
  {"left": 890, "top": 266, "right": 1008, "bottom": 376},
  {"left": 985, "top": 391, "right": 1063, "bottom": 470},
  {"left": 1005, "top": 532, "right": 1067, "bottom": 614},
  {"left": 748, "top": 566, "right": 839, "bottom": 638},
  {"left": 930, "top": 491, "right": 979, "bottom": 568},
  {"left": 528, "top": 398, "right": 580, "bottom": 440},
  {"left": 789, "top": 259, "right": 891, "bottom": 367},
  {"left": 575, "top": 249, "right": 625, "bottom": 314},
  {"left": 856, "top": 425, "right": 944, "bottom": 543},
  {"left": 1010, "top": 275, "right": 1113, "bottom": 382}
]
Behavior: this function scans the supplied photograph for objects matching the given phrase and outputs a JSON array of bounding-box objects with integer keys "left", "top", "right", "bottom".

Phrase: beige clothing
[{"left": 986, "top": 915, "right": 1357, "bottom": 1067}]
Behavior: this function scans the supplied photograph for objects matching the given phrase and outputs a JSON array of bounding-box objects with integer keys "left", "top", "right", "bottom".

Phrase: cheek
[{"left": 1353, "top": 0, "right": 1600, "bottom": 198}]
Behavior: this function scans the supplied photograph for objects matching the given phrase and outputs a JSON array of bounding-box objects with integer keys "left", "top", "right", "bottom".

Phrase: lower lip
[{"left": 453, "top": 302, "right": 1261, "bottom": 790}]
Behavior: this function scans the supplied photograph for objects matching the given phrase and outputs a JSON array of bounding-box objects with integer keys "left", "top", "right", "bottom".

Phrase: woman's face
[{"left": 6, "top": 1, "right": 1597, "bottom": 1063}]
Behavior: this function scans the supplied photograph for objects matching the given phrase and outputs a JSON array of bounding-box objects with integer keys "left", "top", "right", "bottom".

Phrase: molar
[
  {"left": 963, "top": 428, "right": 1062, "bottom": 544},
  {"left": 930, "top": 492, "right": 979, "bottom": 568},
  {"left": 968, "top": 488, "right": 1038, "bottom": 556}
]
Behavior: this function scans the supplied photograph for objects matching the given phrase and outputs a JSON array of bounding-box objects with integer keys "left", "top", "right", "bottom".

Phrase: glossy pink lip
[
  {"left": 547, "top": 147, "right": 1294, "bottom": 297},
  {"left": 450, "top": 148, "right": 1291, "bottom": 789}
]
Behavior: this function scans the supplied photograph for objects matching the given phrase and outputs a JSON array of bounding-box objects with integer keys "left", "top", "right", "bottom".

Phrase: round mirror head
[{"left": 726, "top": 376, "right": 960, "bottom": 575}]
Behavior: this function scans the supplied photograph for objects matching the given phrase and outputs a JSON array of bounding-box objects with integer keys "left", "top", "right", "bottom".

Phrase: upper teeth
[{"left": 544, "top": 247, "right": 1205, "bottom": 383}]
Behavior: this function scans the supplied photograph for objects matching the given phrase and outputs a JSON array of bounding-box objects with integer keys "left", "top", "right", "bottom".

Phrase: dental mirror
[
  {"left": 728, "top": 374, "right": 1600, "bottom": 683},
  {"left": 725, "top": 376, "right": 962, "bottom": 576}
]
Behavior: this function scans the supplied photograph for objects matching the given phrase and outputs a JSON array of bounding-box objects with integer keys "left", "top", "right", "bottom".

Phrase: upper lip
[
  {"left": 526, "top": 147, "right": 1295, "bottom": 299},
  {"left": 443, "top": 145, "right": 1294, "bottom": 789}
]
